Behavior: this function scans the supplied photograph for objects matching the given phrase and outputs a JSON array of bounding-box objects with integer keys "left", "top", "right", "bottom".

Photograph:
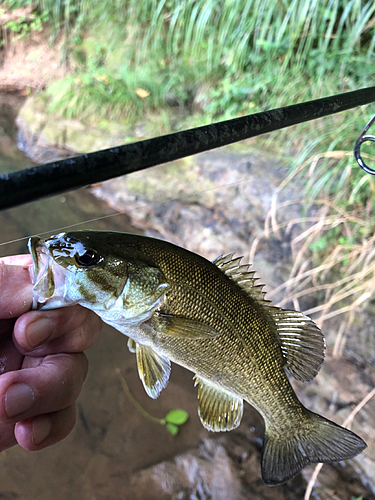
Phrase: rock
[
  {"left": 0, "top": 92, "right": 35, "bottom": 172},
  {"left": 129, "top": 434, "right": 306, "bottom": 500},
  {"left": 92, "top": 147, "right": 303, "bottom": 304},
  {"left": 130, "top": 438, "right": 245, "bottom": 500},
  {"left": 16, "top": 94, "right": 135, "bottom": 163}
]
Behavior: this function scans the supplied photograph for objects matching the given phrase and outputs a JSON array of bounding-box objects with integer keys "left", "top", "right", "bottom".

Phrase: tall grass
[
  {"left": 28, "top": 0, "right": 374, "bottom": 127},
  {"left": 126, "top": 0, "right": 375, "bottom": 72},
  {"left": 18, "top": 0, "right": 373, "bottom": 123},
  {"left": 38, "top": 0, "right": 89, "bottom": 33}
]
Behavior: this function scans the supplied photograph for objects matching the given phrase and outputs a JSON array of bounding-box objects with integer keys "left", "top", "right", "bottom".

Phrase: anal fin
[
  {"left": 136, "top": 344, "right": 171, "bottom": 399},
  {"left": 194, "top": 375, "right": 243, "bottom": 432}
]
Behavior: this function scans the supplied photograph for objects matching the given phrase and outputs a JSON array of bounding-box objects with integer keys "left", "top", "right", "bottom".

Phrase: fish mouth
[{"left": 28, "top": 236, "right": 68, "bottom": 310}]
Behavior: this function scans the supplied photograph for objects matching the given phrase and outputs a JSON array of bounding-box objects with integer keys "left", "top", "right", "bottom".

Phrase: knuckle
[
  {"left": 71, "top": 311, "right": 101, "bottom": 351},
  {"left": 42, "top": 353, "right": 88, "bottom": 407}
]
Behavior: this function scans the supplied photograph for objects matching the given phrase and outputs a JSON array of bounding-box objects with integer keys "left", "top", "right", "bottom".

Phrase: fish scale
[{"left": 28, "top": 230, "right": 367, "bottom": 486}]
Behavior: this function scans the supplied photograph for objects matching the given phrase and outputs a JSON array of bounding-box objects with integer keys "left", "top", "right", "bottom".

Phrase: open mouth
[
  {"left": 28, "top": 237, "right": 56, "bottom": 310},
  {"left": 28, "top": 236, "right": 71, "bottom": 310}
]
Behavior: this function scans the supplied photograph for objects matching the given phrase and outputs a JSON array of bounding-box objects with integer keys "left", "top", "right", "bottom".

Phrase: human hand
[{"left": 0, "top": 255, "right": 103, "bottom": 451}]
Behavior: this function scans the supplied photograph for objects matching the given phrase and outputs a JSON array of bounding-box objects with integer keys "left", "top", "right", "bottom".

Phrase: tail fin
[{"left": 261, "top": 409, "right": 367, "bottom": 486}]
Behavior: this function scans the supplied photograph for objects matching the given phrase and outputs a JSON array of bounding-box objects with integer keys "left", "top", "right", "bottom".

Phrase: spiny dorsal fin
[
  {"left": 213, "top": 254, "right": 325, "bottom": 383},
  {"left": 194, "top": 375, "right": 243, "bottom": 432},
  {"left": 212, "top": 254, "right": 267, "bottom": 303},
  {"left": 268, "top": 307, "right": 325, "bottom": 382}
]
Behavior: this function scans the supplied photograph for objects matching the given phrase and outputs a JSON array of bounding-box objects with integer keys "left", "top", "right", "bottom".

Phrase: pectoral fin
[
  {"left": 194, "top": 375, "right": 243, "bottom": 432},
  {"left": 136, "top": 344, "right": 171, "bottom": 399},
  {"left": 150, "top": 312, "right": 219, "bottom": 339}
]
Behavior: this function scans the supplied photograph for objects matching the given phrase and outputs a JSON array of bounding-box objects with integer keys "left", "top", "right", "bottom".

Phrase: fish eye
[{"left": 75, "top": 250, "right": 101, "bottom": 268}]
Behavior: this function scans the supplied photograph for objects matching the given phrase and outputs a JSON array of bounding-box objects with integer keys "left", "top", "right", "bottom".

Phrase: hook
[{"left": 354, "top": 114, "right": 375, "bottom": 175}]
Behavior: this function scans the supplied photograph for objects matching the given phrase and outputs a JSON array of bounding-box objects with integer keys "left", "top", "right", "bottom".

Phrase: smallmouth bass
[{"left": 28, "top": 231, "right": 366, "bottom": 485}]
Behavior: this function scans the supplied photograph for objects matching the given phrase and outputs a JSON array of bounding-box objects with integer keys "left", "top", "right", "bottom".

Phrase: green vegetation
[
  {"left": 116, "top": 368, "right": 189, "bottom": 436},
  {"left": 4, "top": 0, "right": 374, "bottom": 121},
  {"left": 2, "top": 0, "right": 375, "bottom": 350},
  {"left": 0, "top": 0, "right": 47, "bottom": 41}
]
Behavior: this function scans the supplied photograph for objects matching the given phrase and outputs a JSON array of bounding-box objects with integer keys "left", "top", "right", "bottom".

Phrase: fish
[{"left": 28, "top": 230, "right": 366, "bottom": 485}]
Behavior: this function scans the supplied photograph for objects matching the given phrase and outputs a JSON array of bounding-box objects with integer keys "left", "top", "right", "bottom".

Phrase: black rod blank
[{"left": 1, "top": 86, "right": 374, "bottom": 210}]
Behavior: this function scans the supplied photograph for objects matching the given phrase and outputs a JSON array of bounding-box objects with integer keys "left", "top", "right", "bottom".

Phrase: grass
[
  {"left": 46, "top": 65, "right": 168, "bottom": 121},
  {"left": 7, "top": 0, "right": 374, "bottom": 121},
  {"left": 250, "top": 146, "right": 375, "bottom": 358}
]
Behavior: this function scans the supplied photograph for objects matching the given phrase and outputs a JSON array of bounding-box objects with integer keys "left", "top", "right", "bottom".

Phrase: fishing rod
[{"left": 1, "top": 86, "right": 374, "bottom": 210}]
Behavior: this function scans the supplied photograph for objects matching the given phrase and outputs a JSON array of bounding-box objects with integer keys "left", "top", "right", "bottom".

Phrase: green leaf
[
  {"left": 165, "top": 422, "right": 179, "bottom": 435},
  {"left": 309, "top": 236, "right": 328, "bottom": 253},
  {"left": 165, "top": 409, "right": 189, "bottom": 425}
]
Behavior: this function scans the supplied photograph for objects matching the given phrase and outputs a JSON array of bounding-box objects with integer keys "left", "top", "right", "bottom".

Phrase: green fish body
[{"left": 28, "top": 231, "right": 366, "bottom": 485}]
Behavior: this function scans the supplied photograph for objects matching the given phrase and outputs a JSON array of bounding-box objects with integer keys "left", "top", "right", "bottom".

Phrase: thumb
[{"left": 0, "top": 261, "right": 33, "bottom": 319}]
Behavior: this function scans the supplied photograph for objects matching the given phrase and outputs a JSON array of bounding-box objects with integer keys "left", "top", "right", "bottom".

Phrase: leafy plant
[
  {"left": 5, "top": 11, "right": 47, "bottom": 38},
  {"left": 116, "top": 368, "right": 189, "bottom": 436},
  {"left": 1, "top": 0, "right": 33, "bottom": 7}
]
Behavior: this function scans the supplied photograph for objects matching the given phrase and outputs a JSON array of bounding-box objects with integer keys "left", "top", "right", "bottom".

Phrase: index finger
[
  {"left": 0, "top": 263, "right": 33, "bottom": 319},
  {"left": 14, "top": 306, "right": 102, "bottom": 354}
]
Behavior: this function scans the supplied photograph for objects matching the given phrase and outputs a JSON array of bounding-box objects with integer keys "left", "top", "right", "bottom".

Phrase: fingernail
[
  {"left": 27, "top": 318, "right": 52, "bottom": 348},
  {"left": 5, "top": 383, "right": 35, "bottom": 418},
  {"left": 33, "top": 415, "right": 51, "bottom": 446}
]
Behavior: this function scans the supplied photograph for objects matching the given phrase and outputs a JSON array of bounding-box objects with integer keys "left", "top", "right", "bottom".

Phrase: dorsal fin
[
  {"left": 213, "top": 253, "right": 325, "bottom": 382},
  {"left": 213, "top": 253, "right": 267, "bottom": 303},
  {"left": 268, "top": 307, "right": 325, "bottom": 382}
]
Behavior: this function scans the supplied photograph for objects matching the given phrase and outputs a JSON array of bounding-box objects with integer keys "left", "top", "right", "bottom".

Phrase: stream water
[{"left": 0, "top": 93, "right": 373, "bottom": 500}]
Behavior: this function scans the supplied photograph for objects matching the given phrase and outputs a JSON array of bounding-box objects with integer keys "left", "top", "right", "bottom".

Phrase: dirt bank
[{"left": 0, "top": 7, "right": 64, "bottom": 92}]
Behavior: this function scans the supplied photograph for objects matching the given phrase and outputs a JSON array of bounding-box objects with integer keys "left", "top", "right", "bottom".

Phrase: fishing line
[{"left": 0, "top": 176, "right": 252, "bottom": 249}]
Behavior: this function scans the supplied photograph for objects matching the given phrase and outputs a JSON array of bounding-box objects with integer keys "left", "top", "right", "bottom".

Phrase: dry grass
[{"left": 250, "top": 150, "right": 375, "bottom": 357}]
